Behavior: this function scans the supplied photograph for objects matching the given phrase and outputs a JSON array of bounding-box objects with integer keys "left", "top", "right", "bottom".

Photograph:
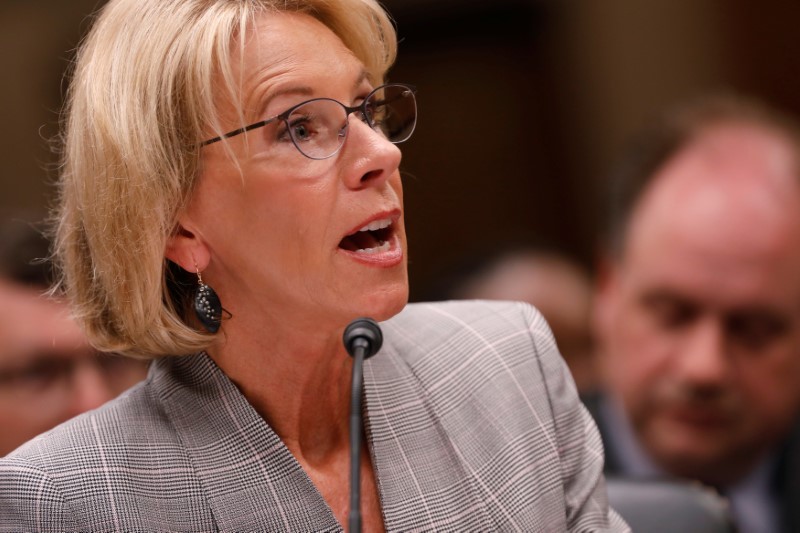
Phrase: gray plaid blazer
[{"left": 0, "top": 300, "right": 628, "bottom": 532}]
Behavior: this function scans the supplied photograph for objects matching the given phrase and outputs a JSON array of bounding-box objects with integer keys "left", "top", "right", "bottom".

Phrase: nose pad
[
  {"left": 341, "top": 111, "right": 371, "bottom": 141},
  {"left": 346, "top": 111, "right": 392, "bottom": 145},
  {"left": 355, "top": 109, "right": 372, "bottom": 126}
]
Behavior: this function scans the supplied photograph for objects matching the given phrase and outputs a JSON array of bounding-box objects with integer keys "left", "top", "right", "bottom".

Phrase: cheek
[
  {"left": 390, "top": 171, "right": 404, "bottom": 203},
  {"left": 191, "top": 164, "right": 336, "bottom": 261},
  {"left": 601, "top": 305, "right": 681, "bottom": 428},
  {"left": 737, "top": 349, "right": 800, "bottom": 428},
  {"left": 187, "top": 170, "right": 249, "bottom": 242},
  {"left": 603, "top": 299, "right": 672, "bottom": 394},
  {"left": 390, "top": 174, "right": 406, "bottom": 240}
]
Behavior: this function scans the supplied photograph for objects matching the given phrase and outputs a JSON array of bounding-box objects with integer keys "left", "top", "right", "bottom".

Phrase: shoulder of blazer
[
  {"left": 377, "top": 300, "right": 561, "bottom": 402},
  {"left": 4, "top": 374, "right": 177, "bottom": 474},
  {"left": 381, "top": 299, "right": 554, "bottom": 367}
]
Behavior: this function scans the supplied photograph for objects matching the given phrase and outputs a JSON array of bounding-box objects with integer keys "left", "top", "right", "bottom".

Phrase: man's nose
[{"left": 674, "top": 317, "right": 730, "bottom": 386}]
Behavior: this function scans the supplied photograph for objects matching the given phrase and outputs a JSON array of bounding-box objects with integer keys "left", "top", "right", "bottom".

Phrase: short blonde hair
[{"left": 55, "top": 0, "right": 398, "bottom": 359}]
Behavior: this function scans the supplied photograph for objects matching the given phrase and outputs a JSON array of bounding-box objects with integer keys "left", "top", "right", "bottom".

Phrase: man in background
[
  {"left": 590, "top": 95, "right": 800, "bottom": 533},
  {"left": 0, "top": 214, "right": 148, "bottom": 455}
]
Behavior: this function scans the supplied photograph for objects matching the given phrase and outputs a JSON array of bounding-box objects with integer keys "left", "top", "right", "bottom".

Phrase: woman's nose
[{"left": 339, "top": 118, "right": 402, "bottom": 190}]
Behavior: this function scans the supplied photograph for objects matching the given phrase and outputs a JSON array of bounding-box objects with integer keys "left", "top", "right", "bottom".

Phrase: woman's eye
[
  {"left": 277, "top": 114, "right": 318, "bottom": 144},
  {"left": 275, "top": 116, "right": 308, "bottom": 142},
  {"left": 291, "top": 120, "right": 312, "bottom": 141}
]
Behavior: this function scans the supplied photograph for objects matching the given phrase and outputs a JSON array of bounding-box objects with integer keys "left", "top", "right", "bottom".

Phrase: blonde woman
[{"left": 0, "top": 0, "right": 627, "bottom": 530}]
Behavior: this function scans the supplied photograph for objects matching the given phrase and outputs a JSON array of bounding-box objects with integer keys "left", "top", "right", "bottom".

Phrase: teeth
[
  {"left": 356, "top": 240, "right": 391, "bottom": 254},
  {"left": 358, "top": 218, "right": 392, "bottom": 232}
]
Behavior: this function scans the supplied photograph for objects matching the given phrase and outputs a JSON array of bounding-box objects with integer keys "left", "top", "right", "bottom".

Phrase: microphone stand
[
  {"left": 343, "top": 318, "right": 383, "bottom": 533},
  {"left": 348, "top": 343, "right": 367, "bottom": 533}
]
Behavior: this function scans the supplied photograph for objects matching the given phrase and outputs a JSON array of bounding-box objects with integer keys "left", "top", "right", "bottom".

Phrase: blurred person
[
  {"left": 0, "top": 216, "right": 148, "bottom": 456},
  {"left": 590, "top": 94, "right": 800, "bottom": 533},
  {"left": 0, "top": 0, "right": 626, "bottom": 531},
  {"left": 432, "top": 247, "right": 598, "bottom": 394}
]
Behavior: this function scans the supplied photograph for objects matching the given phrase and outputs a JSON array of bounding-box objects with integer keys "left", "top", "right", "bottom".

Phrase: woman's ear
[{"left": 165, "top": 222, "right": 210, "bottom": 273}]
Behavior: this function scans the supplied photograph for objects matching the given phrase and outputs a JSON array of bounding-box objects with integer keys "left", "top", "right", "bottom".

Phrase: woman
[{"left": 0, "top": 0, "right": 627, "bottom": 531}]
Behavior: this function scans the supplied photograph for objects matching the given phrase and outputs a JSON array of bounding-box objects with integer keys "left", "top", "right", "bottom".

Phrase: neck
[{"left": 208, "top": 309, "right": 355, "bottom": 465}]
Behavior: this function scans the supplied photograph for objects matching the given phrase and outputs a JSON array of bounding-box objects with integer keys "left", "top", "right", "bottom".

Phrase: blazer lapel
[
  {"left": 152, "top": 354, "right": 343, "bottom": 532},
  {"left": 363, "top": 332, "right": 495, "bottom": 532}
]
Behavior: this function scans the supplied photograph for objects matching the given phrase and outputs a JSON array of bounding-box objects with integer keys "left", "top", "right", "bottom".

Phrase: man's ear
[{"left": 165, "top": 222, "right": 210, "bottom": 273}]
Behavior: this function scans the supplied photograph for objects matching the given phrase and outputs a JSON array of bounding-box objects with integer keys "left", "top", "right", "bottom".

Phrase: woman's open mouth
[
  {"left": 338, "top": 214, "right": 403, "bottom": 266},
  {"left": 339, "top": 217, "right": 394, "bottom": 253}
]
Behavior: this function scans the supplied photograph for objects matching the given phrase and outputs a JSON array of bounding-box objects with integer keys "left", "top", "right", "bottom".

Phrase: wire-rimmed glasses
[{"left": 200, "top": 83, "right": 417, "bottom": 160}]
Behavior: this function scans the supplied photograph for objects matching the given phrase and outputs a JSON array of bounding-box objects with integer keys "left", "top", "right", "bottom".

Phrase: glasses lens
[
  {"left": 367, "top": 84, "right": 417, "bottom": 144},
  {"left": 286, "top": 99, "right": 347, "bottom": 159}
]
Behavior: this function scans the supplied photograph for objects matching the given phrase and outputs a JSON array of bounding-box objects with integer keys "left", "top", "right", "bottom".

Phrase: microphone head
[{"left": 343, "top": 317, "right": 383, "bottom": 359}]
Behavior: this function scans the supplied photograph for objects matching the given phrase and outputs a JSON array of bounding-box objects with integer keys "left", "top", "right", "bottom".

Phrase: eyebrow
[{"left": 257, "top": 69, "right": 370, "bottom": 118}]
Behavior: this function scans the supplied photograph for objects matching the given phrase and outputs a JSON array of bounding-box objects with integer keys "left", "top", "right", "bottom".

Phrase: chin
[
  {"left": 645, "top": 421, "right": 731, "bottom": 471},
  {"left": 653, "top": 443, "right": 737, "bottom": 486},
  {"left": 354, "top": 280, "right": 409, "bottom": 323}
]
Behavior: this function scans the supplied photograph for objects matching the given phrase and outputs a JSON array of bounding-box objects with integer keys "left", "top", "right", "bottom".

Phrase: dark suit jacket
[
  {"left": 0, "top": 301, "right": 628, "bottom": 532},
  {"left": 584, "top": 392, "right": 800, "bottom": 533}
]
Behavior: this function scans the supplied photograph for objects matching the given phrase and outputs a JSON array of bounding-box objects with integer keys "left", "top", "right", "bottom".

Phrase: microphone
[
  {"left": 343, "top": 317, "right": 383, "bottom": 360},
  {"left": 343, "top": 318, "right": 383, "bottom": 533}
]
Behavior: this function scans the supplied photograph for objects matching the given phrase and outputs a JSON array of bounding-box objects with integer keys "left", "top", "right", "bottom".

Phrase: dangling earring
[{"left": 194, "top": 267, "right": 222, "bottom": 333}]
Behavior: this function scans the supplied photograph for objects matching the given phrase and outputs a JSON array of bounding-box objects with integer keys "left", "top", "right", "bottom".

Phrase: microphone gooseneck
[{"left": 343, "top": 317, "right": 383, "bottom": 533}]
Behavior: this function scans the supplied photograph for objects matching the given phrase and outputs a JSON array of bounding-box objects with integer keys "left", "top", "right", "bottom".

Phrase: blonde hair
[{"left": 55, "top": 0, "right": 398, "bottom": 358}]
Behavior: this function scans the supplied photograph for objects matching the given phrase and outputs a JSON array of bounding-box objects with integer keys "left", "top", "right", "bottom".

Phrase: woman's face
[{"left": 182, "top": 12, "right": 408, "bottom": 331}]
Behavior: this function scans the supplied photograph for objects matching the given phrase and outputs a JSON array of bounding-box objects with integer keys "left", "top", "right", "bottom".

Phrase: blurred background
[{"left": 2, "top": 0, "right": 799, "bottom": 301}]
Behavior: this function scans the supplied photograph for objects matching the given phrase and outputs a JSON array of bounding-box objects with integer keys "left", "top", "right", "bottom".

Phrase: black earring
[{"left": 194, "top": 268, "right": 222, "bottom": 333}]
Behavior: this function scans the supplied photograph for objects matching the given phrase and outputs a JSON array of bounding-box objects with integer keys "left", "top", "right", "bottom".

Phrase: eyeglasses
[{"left": 200, "top": 83, "right": 417, "bottom": 160}]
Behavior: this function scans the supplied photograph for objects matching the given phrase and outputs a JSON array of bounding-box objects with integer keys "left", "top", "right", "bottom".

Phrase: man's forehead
[
  {"left": 625, "top": 124, "right": 800, "bottom": 260},
  {"left": 656, "top": 123, "right": 798, "bottom": 198}
]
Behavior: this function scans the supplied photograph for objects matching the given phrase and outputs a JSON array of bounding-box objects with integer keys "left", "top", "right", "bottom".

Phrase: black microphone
[{"left": 343, "top": 318, "right": 383, "bottom": 533}]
